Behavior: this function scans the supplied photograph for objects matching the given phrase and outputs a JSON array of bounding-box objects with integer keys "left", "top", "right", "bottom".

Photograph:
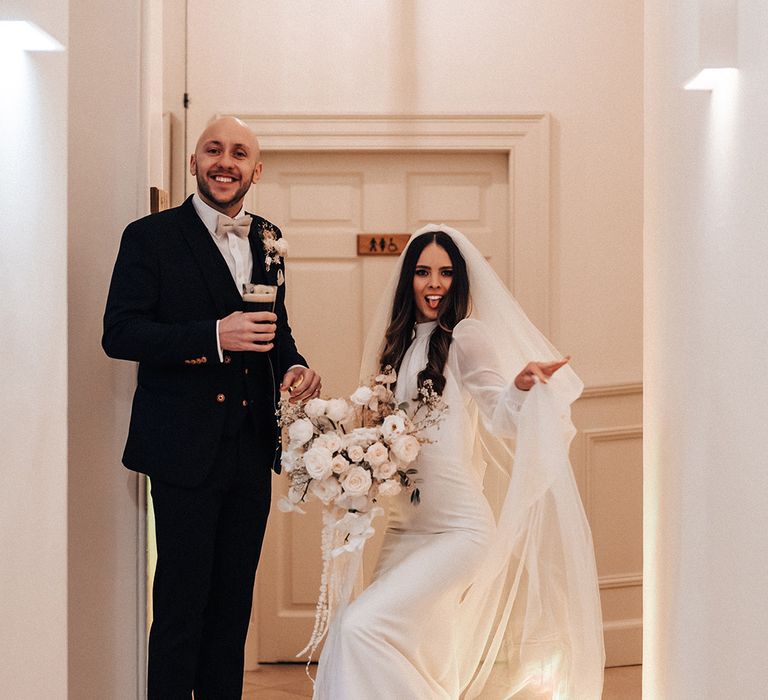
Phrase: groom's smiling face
[{"left": 190, "top": 117, "right": 263, "bottom": 217}]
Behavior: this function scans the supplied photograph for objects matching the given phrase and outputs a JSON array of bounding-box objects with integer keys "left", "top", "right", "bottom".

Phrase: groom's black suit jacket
[{"left": 103, "top": 196, "right": 306, "bottom": 487}]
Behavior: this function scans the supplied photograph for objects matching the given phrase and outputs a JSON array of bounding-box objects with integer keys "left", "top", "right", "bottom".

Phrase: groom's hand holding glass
[
  {"left": 218, "top": 279, "right": 321, "bottom": 398},
  {"left": 218, "top": 310, "right": 277, "bottom": 352}
]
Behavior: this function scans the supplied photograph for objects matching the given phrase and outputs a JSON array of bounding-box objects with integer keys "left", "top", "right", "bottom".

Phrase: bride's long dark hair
[{"left": 379, "top": 231, "right": 470, "bottom": 395}]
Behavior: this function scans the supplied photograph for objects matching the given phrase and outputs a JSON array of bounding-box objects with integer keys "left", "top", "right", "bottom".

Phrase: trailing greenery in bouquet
[{"left": 276, "top": 367, "right": 447, "bottom": 661}]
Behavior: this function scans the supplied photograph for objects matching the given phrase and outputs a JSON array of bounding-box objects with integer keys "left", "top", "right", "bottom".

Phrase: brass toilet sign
[{"left": 357, "top": 233, "right": 410, "bottom": 256}]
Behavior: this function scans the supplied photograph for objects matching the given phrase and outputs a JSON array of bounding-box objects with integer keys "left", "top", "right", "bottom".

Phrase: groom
[{"left": 103, "top": 117, "right": 320, "bottom": 698}]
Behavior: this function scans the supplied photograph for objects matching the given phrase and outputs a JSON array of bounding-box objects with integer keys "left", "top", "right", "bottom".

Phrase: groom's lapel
[
  {"left": 177, "top": 196, "right": 242, "bottom": 316},
  {"left": 247, "top": 215, "right": 269, "bottom": 285}
]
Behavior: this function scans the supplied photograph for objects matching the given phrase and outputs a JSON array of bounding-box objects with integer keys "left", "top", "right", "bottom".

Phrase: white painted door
[
  {"left": 247, "top": 151, "right": 509, "bottom": 661},
  {"left": 243, "top": 150, "right": 643, "bottom": 668}
]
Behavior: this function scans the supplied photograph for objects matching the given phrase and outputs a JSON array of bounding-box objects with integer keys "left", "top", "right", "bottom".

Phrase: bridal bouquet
[
  {"left": 277, "top": 367, "right": 446, "bottom": 660},
  {"left": 277, "top": 367, "right": 448, "bottom": 528}
]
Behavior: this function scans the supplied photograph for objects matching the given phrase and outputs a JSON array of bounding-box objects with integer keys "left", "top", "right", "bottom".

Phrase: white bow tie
[{"left": 215, "top": 214, "right": 253, "bottom": 239}]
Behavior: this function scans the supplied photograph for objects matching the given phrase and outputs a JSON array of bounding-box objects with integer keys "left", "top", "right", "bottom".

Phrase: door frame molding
[{"left": 222, "top": 113, "right": 552, "bottom": 334}]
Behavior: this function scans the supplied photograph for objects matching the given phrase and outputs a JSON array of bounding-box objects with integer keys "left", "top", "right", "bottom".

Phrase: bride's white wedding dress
[
  {"left": 314, "top": 318, "right": 560, "bottom": 699},
  {"left": 312, "top": 224, "right": 604, "bottom": 699}
]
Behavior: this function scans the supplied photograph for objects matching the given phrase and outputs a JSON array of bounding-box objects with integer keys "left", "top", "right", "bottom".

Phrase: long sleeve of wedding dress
[
  {"left": 313, "top": 318, "right": 604, "bottom": 700},
  {"left": 451, "top": 319, "right": 529, "bottom": 438}
]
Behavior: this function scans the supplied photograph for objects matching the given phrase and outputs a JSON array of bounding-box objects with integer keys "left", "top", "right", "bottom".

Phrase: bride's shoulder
[
  {"left": 452, "top": 317, "right": 488, "bottom": 338},
  {"left": 451, "top": 317, "right": 493, "bottom": 349}
]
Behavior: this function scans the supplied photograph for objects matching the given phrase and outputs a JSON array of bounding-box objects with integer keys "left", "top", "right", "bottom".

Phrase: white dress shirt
[
  {"left": 193, "top": 193, "right": 254, "bottom": 363},
  {"left": 192, "top": 192, "right": 253, "bottom": 291}
]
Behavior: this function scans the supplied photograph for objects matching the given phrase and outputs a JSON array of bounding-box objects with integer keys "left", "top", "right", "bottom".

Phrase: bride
[{"left": 313, "top": 225, "right": 604, "bottom": 699}]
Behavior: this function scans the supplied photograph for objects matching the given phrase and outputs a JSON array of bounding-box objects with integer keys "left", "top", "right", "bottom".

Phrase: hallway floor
[{"left": 243, "top": 664, "right": 642, "bottom": 699}]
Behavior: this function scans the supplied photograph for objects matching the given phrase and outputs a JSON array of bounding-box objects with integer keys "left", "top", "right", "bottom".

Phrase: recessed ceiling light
[{"left": 0, "top": 20, "right": 65, "bottom": 52}]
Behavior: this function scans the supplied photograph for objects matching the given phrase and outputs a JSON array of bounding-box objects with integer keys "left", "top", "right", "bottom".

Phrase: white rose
[
  {"left": 326, "top": 398, "right": 350, "bottom": 423},
  {"left": 390, "top": 434, "right": 420, "bottom": 464},
  {"left": 331, "top": 454, "right": 351, "bottom": 475},
  {"left": 341, "top": 466, "right": 372, "bottom": 496},
  {"left": 365, "top": 441, "right": 389, "bottom": 467},
  {"left": 378, "top": 479, "right": 402, "bottom": 497},
  {"left": 303, "top": 446, "right": 334, "bottom": 480},
  {"left": 288, "top": 418, "right": 314, "bottom": 447},
  {"left": 304, "top": 398, "right": 328, "bottom": 420},
  {"left": 324, "top": 432, "right": 342, "bottom": 453},
  {"left": 315, "top": 432, "right": 342, "bottom": 454},
  {"left": 335, "top": 492, "right": 369, "bottom": 511},
  {"left": 373, "top": 461, "right": 397, "bottom": 480},
  {"left": 275, "top": 238, "right": 289, "bottom": 257},
  {"left": 346, "top": 444, "right": 365, "bottom": 463},
  {"left": 381, "top": 414, "right": 406, "bottom": 442},
  {"left": 346, "top": 427, "right": 379, "bottom": 447},
  {"left": 313, "top": 434, "right": 330, "bottom": 451},
  {"left": 350, "top": 386, "right": 374, "bottom": 406},
  {"left": 309, "top": 477, "right": 342, "bottom": 504}
]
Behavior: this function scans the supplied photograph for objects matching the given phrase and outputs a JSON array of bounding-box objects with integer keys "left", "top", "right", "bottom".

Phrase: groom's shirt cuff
[{"left": 215, "top": 320, "right": 224, "bottom": 363}]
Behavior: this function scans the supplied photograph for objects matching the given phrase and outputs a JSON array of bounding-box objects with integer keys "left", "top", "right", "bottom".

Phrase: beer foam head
[{"left": 242, "top": 283, "right": 277, "bottom": 301}]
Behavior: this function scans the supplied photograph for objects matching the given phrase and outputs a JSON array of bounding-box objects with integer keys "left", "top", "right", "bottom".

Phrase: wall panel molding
[
  {"left": 603, "top": 619, "right": 643, "bottom": 666},
  {"left": 570, "top": 382, "right": 643, "bottom": 666},
  {"left": 582, "top": 426, "right": 643, "bottom": 519},
  {"left": 580, "top": 382, "right": 643, "bottom": 399},
  {"left": 599, "top": 573, "right": 643, "bottom": 590}
]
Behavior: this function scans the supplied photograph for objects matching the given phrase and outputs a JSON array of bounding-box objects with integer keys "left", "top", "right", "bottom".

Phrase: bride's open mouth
[{"left": 425, "top": 295, "right": 443, "bottom": 310}]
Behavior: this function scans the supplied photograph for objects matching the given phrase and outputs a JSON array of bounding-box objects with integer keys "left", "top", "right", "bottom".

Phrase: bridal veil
[{"left": 356, "top": 224, "right": 605, "bottom": 699}]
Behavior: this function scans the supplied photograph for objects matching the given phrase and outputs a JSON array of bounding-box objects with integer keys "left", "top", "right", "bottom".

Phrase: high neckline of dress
[{"left": 415, "top": 321, "right": 438, "bottom": 338}]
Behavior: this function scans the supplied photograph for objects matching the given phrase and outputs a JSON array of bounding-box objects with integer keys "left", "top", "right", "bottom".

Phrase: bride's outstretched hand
[{"left": 514, "top": 357, "right": 571, "bottom": 391}]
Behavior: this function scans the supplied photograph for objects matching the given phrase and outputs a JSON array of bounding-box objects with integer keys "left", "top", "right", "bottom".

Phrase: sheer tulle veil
[{"left": 359, "top": 224, "right": 605, "bottom": 698}]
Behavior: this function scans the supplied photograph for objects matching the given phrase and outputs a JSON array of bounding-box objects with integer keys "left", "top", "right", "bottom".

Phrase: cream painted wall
[
  {"left": 644, "top": 1, "right": 768, "bottom": 697},
  {"left": 0, "top": 1, "right": 149, "bottom": 696},
  {"left": 0, "top": 3, "right": 68, "bottom": 696},
  {"left": 67, "top": 0, "right": 162, "bottom": 696},
  {"left": 185, "top": 0, "right": 643, "bottom": 387}
]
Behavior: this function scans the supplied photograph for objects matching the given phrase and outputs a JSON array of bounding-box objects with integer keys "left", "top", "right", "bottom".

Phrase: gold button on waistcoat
[{"left": 216, "top": 393, "right": 226, "bottom": 403}]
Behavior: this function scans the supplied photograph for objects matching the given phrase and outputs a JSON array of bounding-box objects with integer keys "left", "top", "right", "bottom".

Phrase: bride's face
[{"left": 412, "top": 242, "right": 454, "bottom": 322}]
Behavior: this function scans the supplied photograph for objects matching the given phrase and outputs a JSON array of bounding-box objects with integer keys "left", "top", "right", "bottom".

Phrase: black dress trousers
[{"left": 147, "top": 415, "right": 273, "bottom": 700}]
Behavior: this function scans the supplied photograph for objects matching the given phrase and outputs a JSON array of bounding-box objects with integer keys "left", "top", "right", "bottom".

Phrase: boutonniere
[{"left": 260, "top": 225, "right": 288, "bottom": 272}]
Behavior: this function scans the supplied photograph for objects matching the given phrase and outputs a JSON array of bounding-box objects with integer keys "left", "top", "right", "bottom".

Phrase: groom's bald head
[{"left": 190, "top": 117, "right": 263, "bottom": 217}]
